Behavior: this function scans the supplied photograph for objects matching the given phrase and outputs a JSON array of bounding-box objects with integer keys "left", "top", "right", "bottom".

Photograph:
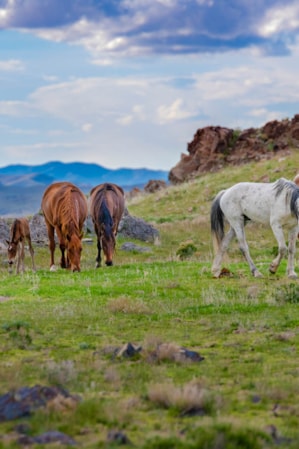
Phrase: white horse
[{"left": 210, "top": 178, "right": 299, "bottom": 279}]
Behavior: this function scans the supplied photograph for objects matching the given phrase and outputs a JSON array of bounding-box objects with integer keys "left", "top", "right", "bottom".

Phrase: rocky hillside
[{"left": 169, "top": 114, "right": 299, "bottom": 183}]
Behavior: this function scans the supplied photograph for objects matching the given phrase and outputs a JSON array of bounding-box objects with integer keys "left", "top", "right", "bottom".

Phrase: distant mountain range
[{"left": 0, "top": 161, "right": 169, "bottom": 216}]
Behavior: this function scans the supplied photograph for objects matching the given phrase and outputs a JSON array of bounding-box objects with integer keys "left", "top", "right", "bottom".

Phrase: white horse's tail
[{"left": 210, "top": 190, "right": 226, "bottom": 253}]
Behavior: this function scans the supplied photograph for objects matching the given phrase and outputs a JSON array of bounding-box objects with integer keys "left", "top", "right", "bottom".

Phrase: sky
[{"left": 1, "top": 1, "right": 299, "bottom": 171}]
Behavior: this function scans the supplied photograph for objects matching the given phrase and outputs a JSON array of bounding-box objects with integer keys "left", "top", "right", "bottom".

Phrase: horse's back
[
  {"left": 19, "top": 217, "right": 31, "bottom": 237},
  {"left": 89, "top": 183, "right": 125, "bottom": 219},
  {"left": 89, "top": 183, "right": 124, "bottom": 200},
  {"left": 10, "top": 217, "right": 31, "bottom": 240},
  {"left": 42, "top": 182, "right": 87, "bottom": 225},
  {"left": 219, "top": 180, "right": 288, "bottom": 224},
  {"left": 42, "top": 182, "right": 73, "bottom": 211},
  {"left": 42, "top": 181, "right": 74, "bottom": 201}
]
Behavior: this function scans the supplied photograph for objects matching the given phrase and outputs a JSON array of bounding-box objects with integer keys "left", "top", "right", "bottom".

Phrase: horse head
[
  {"left": 100, "top": 223, "right": 116, "bottom": 266},
  {"left": 66, "top": 233, "right": 83, "bottom": 272},
  {"left": 6, "top": 240, "right": 18, "bottom": 265}
]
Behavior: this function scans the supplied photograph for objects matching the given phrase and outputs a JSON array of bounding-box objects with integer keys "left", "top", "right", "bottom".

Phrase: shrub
[
  {"left": 176, "top": 240, "right": 197, "bottom": 260},
  {"left": 274, "top": 283, "right": 299, "bottom": 303}
]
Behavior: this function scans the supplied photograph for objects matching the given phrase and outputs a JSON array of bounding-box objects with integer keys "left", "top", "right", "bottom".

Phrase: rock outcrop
[
  {"left": 144, "top": 179, "right": 167, "bottom": 193},
  {"left": 169, "top": 114, "right": 299, "bottom": 184}
]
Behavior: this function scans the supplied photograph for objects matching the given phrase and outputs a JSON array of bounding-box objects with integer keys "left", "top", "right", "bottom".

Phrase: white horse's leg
[
  {"left": 269, "top": 223, "right": 288, "bottom": 275},
  {"left": 233, "top": 222, "right": 262, "bottom": 278},
  {"left": 211, "top": 227, "right": 235, "bottom": 277},
  {"left": 286, "top": 227, "right": 298, "bottom": 279}
]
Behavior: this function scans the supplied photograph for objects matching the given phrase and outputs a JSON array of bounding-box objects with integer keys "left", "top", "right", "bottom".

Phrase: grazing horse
[
  {"left": 41, "top": 182, "right": 88, "bottom": 272},
  {"left": 6, "top": 218, "right": 36, "bottom": 274},
  {"left": 89, "top": 183, "right": 125, "bottom": 267},
  {"left": 210, "top": 178, "right": 299, "bottom": 279}
]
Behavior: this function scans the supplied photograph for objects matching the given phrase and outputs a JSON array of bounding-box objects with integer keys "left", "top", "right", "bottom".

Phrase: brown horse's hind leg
[
  {"left": 16, "top": 241, "right": 25, "bottom": 274},
  {"left": 27, "top": 236, "right": 36, "bottom": 272},
  {"left": 59, "top": 242, "right": 67, "bottom": 268},
  {"left": 54, "top": 226, "right": 67, "bottom": 269},
  {"left": 45, "top": 222, "right": 56, "bottom": 270},
  {"left": 96, "top": 239, "right": 102, "bottom": 268}
]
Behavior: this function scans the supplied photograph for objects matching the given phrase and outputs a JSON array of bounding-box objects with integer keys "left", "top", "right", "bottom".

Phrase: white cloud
[
  {"left": 117, "top": 115, "right": 133, "bottom": 125},
  {"left": 157, "top": 98, "right": 194, "bottom": 123},
  {"left": 82, "top": 123, "right": 93, "bottom": 132},
  {"left": 0, "top": 59, "right": 24, "bottom": 71},
  {"left": 0, "top": 101, "right": 36, "bottom": 117},
  {"left": 2, "top": 6, "right": 299, "bottom": 171},
  {"left": 4, "top": 0, "right": 295, "bottom": 61},
  {"left": 3, "top": 45, "right": 299, "bottom": 155},
  {"left": 258, "top": 2, "right": 299, "bottom": 37}
]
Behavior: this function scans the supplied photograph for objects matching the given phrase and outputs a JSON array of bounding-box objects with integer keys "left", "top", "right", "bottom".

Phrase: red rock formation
[
  {"left": 169, "top": 115, "right": 299, "bottom": 184},
  {"left": 144, "top": 179, "right": 167, "bottom": 193}
]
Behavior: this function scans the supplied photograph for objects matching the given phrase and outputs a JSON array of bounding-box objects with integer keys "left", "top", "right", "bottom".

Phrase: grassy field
[{"left": 1, "top": 151, "right": 299, "bottom": 448}]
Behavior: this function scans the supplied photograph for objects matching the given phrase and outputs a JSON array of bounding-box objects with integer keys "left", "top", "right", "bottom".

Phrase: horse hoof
[
  {"left": 50, "top": 265, "right": 57, "bottom": 272},
  {"left": 253, "top": 271, "right": 263, "bottom": 278},
  {"left": 288, "top": 273, "right": 298, "bottom": 279}
]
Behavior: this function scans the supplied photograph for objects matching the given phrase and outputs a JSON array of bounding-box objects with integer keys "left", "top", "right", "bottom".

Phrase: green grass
[{"left": 1, "top": 150, "right": 299, "bottom": 447}]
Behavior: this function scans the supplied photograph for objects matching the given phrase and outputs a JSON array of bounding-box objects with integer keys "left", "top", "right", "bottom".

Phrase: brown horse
[
  {"left": 6, "top": 217, "right": 36, "bottom": 274},
  {"left": 41, "top": 182, "right": 88, "bottom": 272},
  {"left": 89, "top": 183, "right": 125, "bottom": 267}
]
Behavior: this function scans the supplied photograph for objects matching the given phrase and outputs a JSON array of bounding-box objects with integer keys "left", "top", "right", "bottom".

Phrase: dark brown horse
[
  {"left": 89, "top": 183, "right": 125, "bottom": 267},
  {"left": 41, "top": 182, "right": 88, "bottom": 272},
  {"left": 6, "top": 217, "right": 36, "bottom": 274}
]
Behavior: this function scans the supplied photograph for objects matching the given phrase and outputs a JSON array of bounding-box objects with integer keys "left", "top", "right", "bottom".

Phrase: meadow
[{"left": 1, "top": 151, "right": 299, "bottom": 448}]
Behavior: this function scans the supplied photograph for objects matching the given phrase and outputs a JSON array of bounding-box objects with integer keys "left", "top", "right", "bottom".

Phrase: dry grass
[
  {"left": 147, "top": 378, "right": 215, "bottom": 416},
  {"left": 45, "top": 360, "right": 78, "bottom": 386},
  {"left": 107, "top": 296, "right": 151, "bottom": 314}
]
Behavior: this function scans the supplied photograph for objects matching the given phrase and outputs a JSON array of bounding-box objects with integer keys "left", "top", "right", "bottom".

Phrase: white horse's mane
[
  {"left": 274, "top": 178, "right": 299, "bottom": 214},
  {"left": 273, "top": 177, "right": 297, "bottom": 196}
]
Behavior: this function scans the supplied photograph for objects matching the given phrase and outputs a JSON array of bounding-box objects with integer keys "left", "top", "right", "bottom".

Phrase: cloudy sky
[{"left": 1, "top": 0, "right": 299, "bottom": 171}]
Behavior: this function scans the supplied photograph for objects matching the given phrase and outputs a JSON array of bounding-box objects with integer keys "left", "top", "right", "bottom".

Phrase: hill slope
[{"left": 1, "top": 152, "right": 299, "bottom": 447}]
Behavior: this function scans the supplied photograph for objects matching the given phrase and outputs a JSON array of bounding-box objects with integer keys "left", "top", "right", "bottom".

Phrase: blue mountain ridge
[
  {"left": 0, "top": 161, "right": 169, "bottom": 191},
  {"left": 0, "top": 161, "right": 169, "bottom": 216}
]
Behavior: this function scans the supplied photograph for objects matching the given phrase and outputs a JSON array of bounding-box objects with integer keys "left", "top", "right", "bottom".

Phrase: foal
[{"left": 6, "top": 218, "right": 36, "bottom": 274}]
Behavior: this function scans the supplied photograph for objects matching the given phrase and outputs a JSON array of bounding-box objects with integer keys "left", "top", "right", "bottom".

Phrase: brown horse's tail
[{"left": 210, "top": 190, "right": 226, "bottom": 253}]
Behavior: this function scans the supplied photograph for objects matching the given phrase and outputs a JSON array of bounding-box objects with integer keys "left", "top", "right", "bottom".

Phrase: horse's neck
[
  {"left": 10, "top": 228, "right": 22, "bottom": 243},
  {"left": 63, "top": 218, "right": 82, "bottom": 236}
]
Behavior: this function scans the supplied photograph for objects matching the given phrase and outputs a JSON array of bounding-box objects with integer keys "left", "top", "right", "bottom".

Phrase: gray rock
[
  {"left": 118, "top": 209, "right": 159, "bottom": 243},
  {"left": 0, "top": 218, "right": 9, "bottom": 243},
  {"left": 120, "top": 242, "right": 151, "bottom": 253}
]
